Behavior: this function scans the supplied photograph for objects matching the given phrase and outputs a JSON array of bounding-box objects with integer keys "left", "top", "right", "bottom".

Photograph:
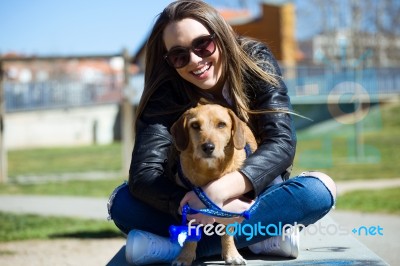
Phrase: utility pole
[
  {"left": 121, "top": 49, "right": 134, "bottom": 177},
  {"left": 0, "top": 58, "right": 7, "bottom": 183}
]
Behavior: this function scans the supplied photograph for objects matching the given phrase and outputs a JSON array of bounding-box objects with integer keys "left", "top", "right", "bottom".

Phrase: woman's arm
[
  {"left": 199, "top": 42, "right": 296, "bottom": 205},
  {"left": 128, "top": 84, "right": 192, "bottom": 221},
  {"left": 240, "top": 42, "right": 297, "bottom": 197},
  {"left": 129, "top": 120, "right": 187, "bottom": 221}
]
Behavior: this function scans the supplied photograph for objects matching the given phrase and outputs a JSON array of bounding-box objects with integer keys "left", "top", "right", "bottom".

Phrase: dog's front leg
[
  {"left": 222, "top": 227, "right": 246, "bottom": 265},
  {"left": 172, "top": 241, "right": 197, "bottom": 266}
]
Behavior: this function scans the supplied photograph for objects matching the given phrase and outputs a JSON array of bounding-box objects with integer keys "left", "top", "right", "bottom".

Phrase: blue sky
[
  {"left": 0, "top": 0, "right": 315, "bottom": 56},
  {"left": 0, "top": 0, "right": 175, "bottom": 55}
]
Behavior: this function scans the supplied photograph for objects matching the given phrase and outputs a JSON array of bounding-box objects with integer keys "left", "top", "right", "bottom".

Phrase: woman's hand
[
  {"left": 180, "top": 191, "right": 249, "bottom": 225},
  {"left": 179, "top": 180, "right": 255, "bottom": 225},
  {"left": 180, "top": 191, "right": 216, "bottom": 225},
  {"left": 222, "top": 196, "right": 255, "bottom": 213},
  {"left": 202, "top": 171, "right": 255, "bottom": 212}
]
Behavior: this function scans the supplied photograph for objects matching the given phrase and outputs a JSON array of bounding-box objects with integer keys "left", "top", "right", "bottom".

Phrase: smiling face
[{"left": 163, "top": 18, "right": 223, "bottom": 91}]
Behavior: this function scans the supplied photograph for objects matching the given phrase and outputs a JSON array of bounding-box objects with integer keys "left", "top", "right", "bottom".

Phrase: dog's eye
[
  {"left": 191, "top": 122, "right": 200, "bottom": 130},
  {"left": 217, "top": 122, "right": 226, "bottom": 128}
]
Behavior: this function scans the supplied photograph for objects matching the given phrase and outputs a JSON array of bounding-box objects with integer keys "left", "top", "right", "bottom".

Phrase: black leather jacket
[{"left": 128, "top": 41, "right": 296, "bottom": 221}]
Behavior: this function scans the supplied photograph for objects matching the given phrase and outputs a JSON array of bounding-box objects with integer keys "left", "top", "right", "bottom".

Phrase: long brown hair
[{"left": 136, "top": 0, "right": 280, "bottom": 126}]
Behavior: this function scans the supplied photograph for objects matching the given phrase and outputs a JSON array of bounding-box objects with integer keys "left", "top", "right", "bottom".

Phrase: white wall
[{"left": 5, "top": 104, "right": 119, "bottom": 150}]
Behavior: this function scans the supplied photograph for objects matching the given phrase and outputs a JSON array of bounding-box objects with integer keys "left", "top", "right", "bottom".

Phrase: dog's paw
[
  {"left": 224, "top": 255, "right": 247, "bottom": 265},
  {"left": 171, "top": 255, "right": 195, "bottom": 266}
]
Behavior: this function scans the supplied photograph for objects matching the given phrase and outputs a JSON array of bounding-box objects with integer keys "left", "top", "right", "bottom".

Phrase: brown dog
[{"left": 170, "top": 103, "right": 257, "bottom": 266}]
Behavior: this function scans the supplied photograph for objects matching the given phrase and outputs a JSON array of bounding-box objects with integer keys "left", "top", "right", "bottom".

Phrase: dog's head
[{"left": 170, "top": 103, "right": 247, "bottom": 162}]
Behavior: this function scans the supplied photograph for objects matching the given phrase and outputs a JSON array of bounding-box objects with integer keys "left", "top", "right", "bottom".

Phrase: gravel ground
[{"left": 0, "top": 238, "right": 125, "bottom": 266}]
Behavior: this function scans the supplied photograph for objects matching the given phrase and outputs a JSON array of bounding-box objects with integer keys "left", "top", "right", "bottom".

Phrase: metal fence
[
  {"left": 282, "top": 66, "right": 400, "bottom": 104},
  {"left": 1, "top": 55, "right": 127, "bottom": 113},
  {"left": 4, "top": 80, "right": 120, "bottom": 112},
  {"left": 2, "top": 63, "right": 399, "bottom": 112}
]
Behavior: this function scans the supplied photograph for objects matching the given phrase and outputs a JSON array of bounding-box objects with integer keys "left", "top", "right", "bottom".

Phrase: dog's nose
[{"left": 201, "top": 142, "right": 215, "bottom": 155}]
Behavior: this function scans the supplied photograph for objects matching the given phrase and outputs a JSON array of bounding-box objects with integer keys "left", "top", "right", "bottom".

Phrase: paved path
[
  {"left": 336, "top": 178, "right": 400, "bottom": 195},
  {"left": 1, "top": 178, "right": 399, "bottom": 221},
  {"left": 0, "top": 195, "right": 109, "bottom": 220}
]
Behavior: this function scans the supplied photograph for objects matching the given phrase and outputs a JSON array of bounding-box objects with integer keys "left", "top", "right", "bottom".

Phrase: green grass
[
  {"left": 6, "top": 102, "right": 400, "bottom": 182},
  {"left": 292, "top": 102, "right": 400, "bottom": 180},
  {"left": 0, "top": 212, "right": 122, "bottom": 242},
  {"left": 0, "top": 178, "right": 125, "bottom": 197},
  {"left": 336, "top": 187, "right": 400, "bottom": 214},
  {"left": 8, "top": 143, "right": 122, "bottom": 177}
]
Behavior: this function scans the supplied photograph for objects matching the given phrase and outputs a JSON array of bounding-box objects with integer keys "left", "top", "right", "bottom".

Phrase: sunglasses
[{"left": 164, "top": 33, "right": 216, "bottom": 69}]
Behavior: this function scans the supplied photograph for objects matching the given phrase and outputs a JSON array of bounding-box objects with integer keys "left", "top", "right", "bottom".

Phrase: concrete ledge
[{"left": 107, "top": 215, "right": 388, "bottom": 265}]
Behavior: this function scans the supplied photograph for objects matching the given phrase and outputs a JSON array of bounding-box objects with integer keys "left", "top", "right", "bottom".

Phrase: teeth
[{"left": 193, "top": 64, "right": 210, "bottom": 75}]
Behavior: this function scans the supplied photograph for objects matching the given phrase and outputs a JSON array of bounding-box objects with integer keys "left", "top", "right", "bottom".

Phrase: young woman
[{"left": 108, "top": 1, "right": 336, "bottom": 265}]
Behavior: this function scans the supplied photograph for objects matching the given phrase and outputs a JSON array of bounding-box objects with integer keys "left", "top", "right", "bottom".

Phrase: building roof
[{"left": 218, "top": 8, "right": 253, "bottom": 25}]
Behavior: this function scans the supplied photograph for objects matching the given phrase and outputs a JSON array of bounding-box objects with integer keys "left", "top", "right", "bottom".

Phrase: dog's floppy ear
[
  {"left": 228, "top": 109, "right": 246, "bottom": 149},
  {"left": 170, "top": 114, "right": 189, "bottom": 151}
]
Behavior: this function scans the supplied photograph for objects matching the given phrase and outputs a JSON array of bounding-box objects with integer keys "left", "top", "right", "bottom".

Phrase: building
[
  {"left": 226, "top": 0, "right": 298, "bottom": 68},
  {"left": 310, "top": 30, "right": 400, "bottom": 68}
]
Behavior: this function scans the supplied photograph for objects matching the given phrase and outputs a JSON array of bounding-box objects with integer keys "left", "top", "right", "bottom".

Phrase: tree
[{"left": 297, "top": 0, "right": 400, "bottom": 67}]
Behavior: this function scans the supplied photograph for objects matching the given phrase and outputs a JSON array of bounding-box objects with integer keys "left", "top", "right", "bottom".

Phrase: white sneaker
[
  {"left": 125, "top": 229, "right": 181, "bottom": 265},
  {"left": 248, "top": 228, "right": 299, "bottom": 258}
]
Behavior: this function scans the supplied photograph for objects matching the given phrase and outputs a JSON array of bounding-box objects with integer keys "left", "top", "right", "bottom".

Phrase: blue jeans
[{"left": 108, "top": 173, "right": 334, "bottom": 258}]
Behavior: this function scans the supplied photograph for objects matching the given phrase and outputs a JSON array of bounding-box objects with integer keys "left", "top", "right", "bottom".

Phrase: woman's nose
[{"left": 189, "top": 51, "right": 203, "bottom": 66}]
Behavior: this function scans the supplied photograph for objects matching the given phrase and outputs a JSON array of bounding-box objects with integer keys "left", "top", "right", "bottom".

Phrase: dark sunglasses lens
[
  {"left": 165, "top": 35, "right": 216, "bottom": 68},
  {"left": 193, "top": 36, "right": 215, "bottom": 57},
  {"left": 167, "top": 50, "right": 189, "bottom": 68}
]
